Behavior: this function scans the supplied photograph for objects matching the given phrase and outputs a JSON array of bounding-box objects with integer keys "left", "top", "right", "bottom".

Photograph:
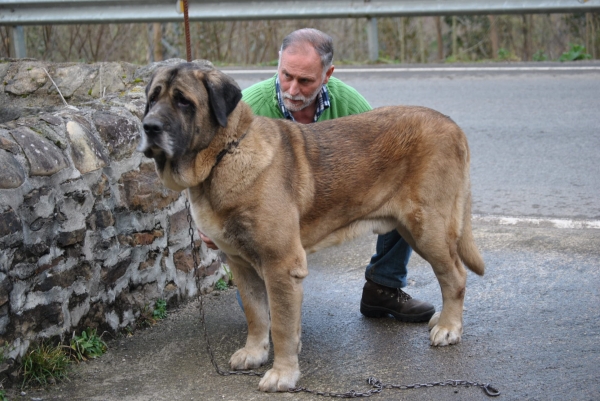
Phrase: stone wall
[{"left": 0, "top": 59, "right": 225, "bottom": 360}]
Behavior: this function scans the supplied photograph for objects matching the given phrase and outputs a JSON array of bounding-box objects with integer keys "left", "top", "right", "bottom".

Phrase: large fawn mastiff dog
[{"left": 138, "top": 62, "right": 485, "bottom": 392}]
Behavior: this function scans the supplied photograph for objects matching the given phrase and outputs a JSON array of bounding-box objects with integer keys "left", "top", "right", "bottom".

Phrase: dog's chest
[{"left": 187, "top": 191, "right": 241, "bottom": 256}]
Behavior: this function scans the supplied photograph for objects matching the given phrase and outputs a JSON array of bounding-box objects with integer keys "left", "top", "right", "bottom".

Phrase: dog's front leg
[
  {"left": 228, "top": 256, "right": 271, "bottom": 370},
  {"left": 258, "top": 249, "right": 308, "bottom": 392}
]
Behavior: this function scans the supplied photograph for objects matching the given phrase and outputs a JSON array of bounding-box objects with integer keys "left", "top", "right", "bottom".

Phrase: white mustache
[{"left": 283, "top": 92, "right": 308, "bottom": 102}]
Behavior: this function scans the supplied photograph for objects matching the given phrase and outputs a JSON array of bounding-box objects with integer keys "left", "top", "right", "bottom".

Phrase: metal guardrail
[
  {"left": 2, "top": 1, "right": 599, "bottom": 59},
  {"left": 1, "top": 0, "right": 600, "bottom": 26}
]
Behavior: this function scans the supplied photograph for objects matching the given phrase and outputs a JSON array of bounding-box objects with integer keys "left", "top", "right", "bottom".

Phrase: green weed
[
  {"left": 215, "top": 264, "right": 233, "bottom": 291},
  {"left": 533, "top": 50, "right": 548, "bottom": 61},
  {"left": 215, "top": 279, "right": 228, "bottom": 291},
  {"left": 69, "top": 328, "right": 107, "bottom": 362},
  {"left": 497, "top": 48, "right": 519, "bottom": 61},
  {"left": 152, "top": 299, "right": 167, "bottom": 320},
  {"left": 559, "top": 44, "right": 592, "bottom": 61},
  {"left": 136, "top": 299, "right": 168, "bottom": 328},
  {"left": 21, "top": 342, "right": 71, "bottom": 387}
]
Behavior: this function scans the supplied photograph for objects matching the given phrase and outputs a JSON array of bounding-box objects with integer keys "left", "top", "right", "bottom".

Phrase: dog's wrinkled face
[{"left": 137, "top": 62, "right": 242, "bottom": 163}]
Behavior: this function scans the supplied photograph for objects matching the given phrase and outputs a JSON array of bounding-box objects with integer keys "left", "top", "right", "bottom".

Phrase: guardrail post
[
  {"left": 10, "top": 26, "right": 27, "bottom": 58},
  {"left": 367, "top": 17, "right": 378, "bottom": 61}
]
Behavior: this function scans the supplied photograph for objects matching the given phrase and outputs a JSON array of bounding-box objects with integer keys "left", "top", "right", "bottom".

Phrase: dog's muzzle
[{"left": 138, "top": 116, "right": 164, "bottom": 157}]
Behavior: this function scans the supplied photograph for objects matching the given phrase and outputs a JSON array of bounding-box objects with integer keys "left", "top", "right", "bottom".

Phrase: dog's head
[{"left": 137, "top": 61, "right": 242, "bottom": 189}]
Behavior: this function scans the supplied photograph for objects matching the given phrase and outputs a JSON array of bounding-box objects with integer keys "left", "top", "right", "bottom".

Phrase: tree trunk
[
  {"left": 399, "top": 17, "right": 406, "bottom": 63},
  {"left": 488, "top": 15, "right": 499, "bottom": 59},
  {"left": 435, "top": 16, "right": 444, "bottom": 61},
  {"left": 452, "top": 16, "right": 457, "bottom": 59},
  {"left": 522, "top": 15, "right": 532, "bottom": 61},
  {"left": 418, "top": 18, "right": 425, "bottom": 63},
  {"left": 153, "top": 22, "right": 163, "bottom": 62}
]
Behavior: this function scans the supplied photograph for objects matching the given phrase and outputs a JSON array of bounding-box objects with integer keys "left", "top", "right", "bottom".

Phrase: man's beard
[{"left": 282, "top": 85, "right": 321, "bottom": 112}]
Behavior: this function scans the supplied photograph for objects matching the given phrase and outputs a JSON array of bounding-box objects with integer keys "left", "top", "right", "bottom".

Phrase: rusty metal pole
[{"left": 183, "top": 0, "right": 191, "bottom": 62}]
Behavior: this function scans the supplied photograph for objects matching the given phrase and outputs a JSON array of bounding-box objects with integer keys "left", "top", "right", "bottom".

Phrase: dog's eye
[
  {"left": 148, "top": 88, "right": 160, "bottom": 105},
  {"left": 175, "top": 92, "right": 191, "bottom": 108}
]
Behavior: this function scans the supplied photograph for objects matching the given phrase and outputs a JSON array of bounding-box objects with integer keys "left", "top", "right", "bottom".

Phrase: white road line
[
  {"left": 472, "top": 215, "right": 600, "bottom": 229},
  {"left": 223, "top": 66, "right": 600, "bottom": 74}
]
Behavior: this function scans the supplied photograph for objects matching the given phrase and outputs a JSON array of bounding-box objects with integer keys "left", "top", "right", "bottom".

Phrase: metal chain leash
[
  {"left": 186, "top": 198, "right": 263, "bottom": 379},
  {"left": 185, "top": 200, "right": 500, "bottom": 397}
]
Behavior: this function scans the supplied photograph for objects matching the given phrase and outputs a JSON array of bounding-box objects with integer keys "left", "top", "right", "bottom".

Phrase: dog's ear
[{"left": 202, "top": 72, "right": 242, "bottom": 128}]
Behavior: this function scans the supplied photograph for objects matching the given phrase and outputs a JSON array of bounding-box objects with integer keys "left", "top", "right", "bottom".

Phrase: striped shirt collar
[{"left": 275, "top": 75, "right": 330, "bottom": 123}]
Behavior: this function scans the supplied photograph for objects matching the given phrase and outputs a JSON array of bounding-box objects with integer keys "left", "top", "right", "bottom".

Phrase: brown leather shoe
[{"left": 360, "top": 280, "right": 435, "bottom": 323}]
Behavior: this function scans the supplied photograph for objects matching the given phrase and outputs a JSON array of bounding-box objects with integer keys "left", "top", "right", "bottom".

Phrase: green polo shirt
[{"left": 241, "top": 75, "right": 372, "bottom": 121}]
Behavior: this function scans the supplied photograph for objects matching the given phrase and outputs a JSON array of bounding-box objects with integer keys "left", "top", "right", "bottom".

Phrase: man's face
[{"left": 278, "top": 44, "right": 333, "bottom": 112}]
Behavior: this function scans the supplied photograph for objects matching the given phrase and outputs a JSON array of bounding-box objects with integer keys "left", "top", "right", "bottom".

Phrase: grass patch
[{"left": 21, "top": 342, "right": 71, "bottom": 387}]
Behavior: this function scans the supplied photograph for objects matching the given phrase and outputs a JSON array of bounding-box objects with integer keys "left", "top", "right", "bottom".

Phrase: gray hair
[{"left": 280, "top": 28, "right": 334, "bottom": 72}]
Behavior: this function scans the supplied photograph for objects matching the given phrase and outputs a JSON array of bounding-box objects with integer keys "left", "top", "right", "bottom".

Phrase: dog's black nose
[{"left": 143, "top": 118, "right": 163, "bottom": 137}]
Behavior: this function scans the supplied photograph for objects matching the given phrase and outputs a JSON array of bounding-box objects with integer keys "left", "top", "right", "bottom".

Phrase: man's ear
[
  {"left": 322, "top": 65, "right": 335, "bottom": 85},
  {"left": 202, "top": 72, "right": 243, "bottom": 128}
]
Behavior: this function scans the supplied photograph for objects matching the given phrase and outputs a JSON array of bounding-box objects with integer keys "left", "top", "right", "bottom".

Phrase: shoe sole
[{"left": 360, "top": 301, "right": 435, "bottom": 323}]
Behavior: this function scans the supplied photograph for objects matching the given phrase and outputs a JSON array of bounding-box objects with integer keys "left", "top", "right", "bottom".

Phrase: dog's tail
[{"left": 457, "top": 191, "right": 485, "bottom": 276}]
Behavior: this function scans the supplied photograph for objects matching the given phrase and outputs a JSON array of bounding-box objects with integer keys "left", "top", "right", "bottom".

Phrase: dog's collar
[{"left": 215, "top": 130, "right": 248, "bottom": 167}]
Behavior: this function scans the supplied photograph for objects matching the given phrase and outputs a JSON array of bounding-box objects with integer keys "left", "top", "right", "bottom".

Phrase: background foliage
[{"left": 1, "top": 14, "right": 598, "bottom": 64}]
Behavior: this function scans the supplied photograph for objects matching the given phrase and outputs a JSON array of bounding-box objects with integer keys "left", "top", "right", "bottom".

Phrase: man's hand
[{"left": 199, "top": 231, "right": 219, "bottom": 250}]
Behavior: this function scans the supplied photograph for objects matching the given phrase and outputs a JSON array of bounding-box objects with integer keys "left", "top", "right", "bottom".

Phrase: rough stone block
[
  {"left": 139, "top": 251, "right": 160, "bottom": 271},
  {"left": 0, "top": 276, "right": 12, "bottom": 307},
  {"left": 118, "top": 229, "right": 164, "bottom": 247},
  {"left": 91, "top": 173, "right": 110, "bottom": 198},
  {"left": 92, "top": 111, "right": 140, "bottom": 160},
  {"left": 0, "top": 208, "right": 22, "bottom": 237},
  {"left": 101, "top": 256, "right": 131, "bottom": 285},
  {"left": 173, "top": 248, "right": 195, "bottom": 273},
  {"left": 87, "top": 209, "right": 115, "bottom": 230},
  {"left": 35, "top": 255, "right": 64, "bottom": 276},
  {"left": 52, "top": 64, "right": 97, "bottom": 98},
  {"left": 66, "top": 118, "right": 108, "bottom": 174},
  {"left": 34, "top": 261, "right": 92, "bottom": 292},
  {"left": 68, "top": 292, "right": 89, "bottom": 310},
  {"left": 0, "top": 136, "right": 20, "bottom": 153},
  {"left": 11, "top": 302, "right": 64, "bottom": 337},
  {"left": 9, "top": 263, "right": 37, "bottom": 280},
  {"left": 4, "top": 65, "right": 47, "bottom": 96},
  {"left": 9, "top": 127, "right": 68, "bottom": 176},
  {"left": 168, "top": 208, "right": 190, "bottom": 245},
  {"left": 0, "top": 150, "right": 25, "bottom": 189},
  {"left": 119, "top": 162, "right": 181, "bottom": 213},
  {"left": 57, "top": 228, "right": 86, "bottom": 247}
]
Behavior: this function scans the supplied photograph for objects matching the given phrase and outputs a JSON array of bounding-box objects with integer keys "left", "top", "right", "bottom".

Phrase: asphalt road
[{"left": 15, "top": 63, "right": 600, "bottom": 401}]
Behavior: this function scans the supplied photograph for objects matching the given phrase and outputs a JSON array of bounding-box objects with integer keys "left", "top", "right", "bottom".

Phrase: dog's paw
[
  {"left": 428, "top": 312, "right": 463, "bottom": 346},
  {"left": 229, "top": 347, "right": 268, "bottom": 370},
  {"left": 258, "top": 367, "right": 300, "bottom": 392}
]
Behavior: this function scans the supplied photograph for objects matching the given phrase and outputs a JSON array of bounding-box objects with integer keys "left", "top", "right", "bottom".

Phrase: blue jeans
[{"left": 365, "top": 230, "right": 411, "bottom": 288}]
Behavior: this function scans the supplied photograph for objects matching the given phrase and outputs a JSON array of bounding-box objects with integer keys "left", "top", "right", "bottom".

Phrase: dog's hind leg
[
  {"left": 228, "top": 255, "right": 271, "bottom": 370},
  {"left": 426, "top": 248, "right": 467, "bottom": 346},
  {"left": 398, "top": 217, "right": 467, "bottom": 346}
]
